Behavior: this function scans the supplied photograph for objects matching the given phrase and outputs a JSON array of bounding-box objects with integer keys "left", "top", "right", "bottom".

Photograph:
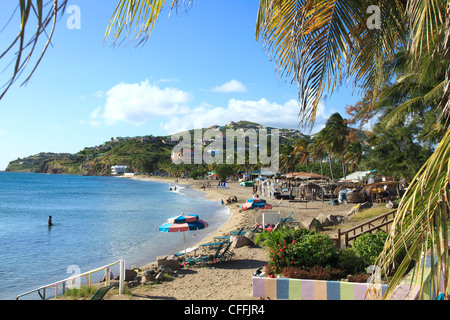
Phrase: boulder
[
  {"left": 158, "top": 265, "right": 175, "bottom": 274},
  {"left": 317, "top": 213, "right": 332, "bottom": 227},
  {"left": 155, "top": 272, "right": 165, "bottom": 282},
  {"left": 302, "top": 217, "right": 322, "bottom": 231},
  {"left": 326, "top": 214, "right": 347, "bottom": 225},
  {"left": 386, "top": 200, "right": 398, "bottom": 209},
  {"left": 244, "top": 231, "right": 256, "bottom": 244},
  {"left": 141, "top": 270, "right": 156, "bottom": 283},
  {"left": 124, "top": 269, "right": 137, "bottom": 281},
  {"left": 231, "top": 235, "right": 252, "bottom": 248},
  {"left": 157, "top": 255, "right": 181, "bottom": 270}
]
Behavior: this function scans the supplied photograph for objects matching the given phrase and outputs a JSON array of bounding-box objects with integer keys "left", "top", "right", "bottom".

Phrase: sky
[{"left": 0, "top": 0, "right": 361, "bottom": 171}]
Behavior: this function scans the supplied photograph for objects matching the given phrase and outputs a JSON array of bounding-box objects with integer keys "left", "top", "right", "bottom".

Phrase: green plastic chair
[
  {"left": 216, "top": 241, "right": 234, "bottom": 262},
  {"left": 90, "top": 286, "right": 112, "bottom": 300},
  {"left": 185, "top": 242, "right": 224, "bottom": 265}
]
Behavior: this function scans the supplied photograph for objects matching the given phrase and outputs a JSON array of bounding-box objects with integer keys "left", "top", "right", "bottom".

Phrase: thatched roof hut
[
  {"left": 360, "top": 181, "right": 403, "bottom": 194},
  {"left": 360, "top": 181, "right": 404, "bottom": 202},
  {"left": 333, "top": 182, "right": 366, "bottom": 196},
  {"left": 282, "top": 172, "right": 329, "bottom": 180},
  {"left": 299, "top": 181, "right": 321, "bottom": 193}
]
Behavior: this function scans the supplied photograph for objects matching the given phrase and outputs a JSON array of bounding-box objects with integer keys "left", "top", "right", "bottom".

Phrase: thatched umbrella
[{"left": 360, "top": 181, "right": 403, "bottom": 202}]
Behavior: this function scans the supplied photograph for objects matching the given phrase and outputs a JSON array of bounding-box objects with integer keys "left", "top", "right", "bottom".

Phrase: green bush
[
  {"left": 266, "top": 230, "right": 338, "bottom": 272},
  {"left": 281, "top": 266, "right": 347, "bottom": 281},
  {"left": 189, "top": 170, "right": 204, "bottom": 179},
  {"left": 260, "top": 227, "right": 383, "bottom": 278},
  {"left": 352, "top": 231, "right": 388, "bottom": 266},
  {"left": 255, "top": 226, "right": 312, "bottom": 248},
  {"left": 336, "top": 248, "right": 366, "bottom": 274}
]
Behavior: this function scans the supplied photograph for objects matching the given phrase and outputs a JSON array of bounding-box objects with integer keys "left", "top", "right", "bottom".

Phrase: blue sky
[{"left": 0, "top": 0, "right": 360, "bottom": 170}]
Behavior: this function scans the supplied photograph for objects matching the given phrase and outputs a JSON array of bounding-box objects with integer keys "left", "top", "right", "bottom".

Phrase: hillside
[
  {"left": 5, "top": 121, "right": 369, "bottom": 176},
  {"left": 6, "top": 136, "right": 174, "bottom": 176}
]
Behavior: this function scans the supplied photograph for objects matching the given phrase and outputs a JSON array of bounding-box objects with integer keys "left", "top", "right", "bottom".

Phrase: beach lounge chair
[
  {"left": 90, "top": 285, "right": 111, "bottom": 300},
  {"left": 174, "top": 246, "right": 199, "bottom": 257},
  {"left": 185, "top": 242, "right": 224, "bottom": 266},
  {"left": 216, "top": 241, "right": 234, "bottom": 262},
  {"left": 280, "top": 212, "right": 296, "bottom": 224},
  {"left": 199, "top": 240, "right": 229, "bottom": 250},
  {"left": 213, "top": 226, "right": 247, "bottom": 241},
  {"left": 229, "top": 227, "right": 246, "bottom": 235}
]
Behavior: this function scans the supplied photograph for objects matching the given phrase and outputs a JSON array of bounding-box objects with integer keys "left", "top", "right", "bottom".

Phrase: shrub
[
  {"left": 267, "top": 231, "right": 338, "bottom": 272},
  {"left": 353, "top": 231, "right": 388, "bottom": 266},
  {"left": 348, "top": 273, "right": 370, "bottom": 283},
  {"left": 337, "top": 248, "right": 366, "bottom": 274},
  {"left": 255, "top": 226, "right": 312, "bottom": 248},
  {"left": 189, "top": 170, "right": 204, "bottom": 179},
  {"left": 281, "top": 266, "right": 346, "bottom": 281}
]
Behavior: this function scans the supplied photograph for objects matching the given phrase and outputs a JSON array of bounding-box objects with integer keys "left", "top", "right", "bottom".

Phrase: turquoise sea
[{"left": 0, "top": 172, "right": 230, "bottom": 299}]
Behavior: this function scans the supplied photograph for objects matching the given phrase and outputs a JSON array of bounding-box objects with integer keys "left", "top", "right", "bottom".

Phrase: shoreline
[
  {"left": 112, "top": 175, "right": 357, "bottom": 300},
  {"left": 124, "top": 176, "right": 247, "bottom": 265}
]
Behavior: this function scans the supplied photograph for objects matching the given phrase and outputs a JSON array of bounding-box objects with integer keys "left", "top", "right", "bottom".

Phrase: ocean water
[{"left": 0, "top": 172, "right": 230, "bottom": 299}]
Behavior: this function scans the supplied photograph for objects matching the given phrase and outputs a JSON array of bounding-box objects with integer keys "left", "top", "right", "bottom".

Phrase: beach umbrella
[
  {"left": 240, "top": 198, "right": 273, "bottom": 226},
  {"left": 241, "top": 197, "right": 271, "bottom": 210},
  {"left": 246, "top": 197, "right": 266, "bottom": 203},
  {"left": 159, "top": 213, "right": 208, "bottom": 257}
]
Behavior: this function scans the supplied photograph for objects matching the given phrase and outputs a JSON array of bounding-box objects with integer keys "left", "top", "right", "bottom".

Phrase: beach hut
[
  {"left": 281, "top": 172, "right": 328, "bottom": 180},
  {"left": 360, "top": 181, "right": 403, "bottom": 203}
]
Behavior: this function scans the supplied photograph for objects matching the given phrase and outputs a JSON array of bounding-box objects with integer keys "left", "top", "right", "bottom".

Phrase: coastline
[
  {"left": 125, "top": 176, "right": 248, "bottom": 259},
  {"left": 113, "top": 176, "right": 357, "bottom": 300}
]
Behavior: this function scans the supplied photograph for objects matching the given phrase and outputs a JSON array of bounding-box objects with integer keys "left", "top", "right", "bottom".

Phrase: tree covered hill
[{"left": 5, "top": 120, "right": 369, "bottom": 176}]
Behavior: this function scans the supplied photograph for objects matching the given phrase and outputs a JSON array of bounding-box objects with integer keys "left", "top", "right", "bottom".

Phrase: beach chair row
[{"left": 185, "top": 241, "right": 234, "bottom": 266}]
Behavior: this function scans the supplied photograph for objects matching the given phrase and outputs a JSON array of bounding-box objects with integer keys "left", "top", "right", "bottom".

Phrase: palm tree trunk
[
  {"left": 328, "top": 151, "right": 334, "bottom": 180},
  {"left": 342, "top": 154, "right": 346, "bottom": 179},
  {"left": 320, "top": 160, "right": 323, "bottom": 177}
]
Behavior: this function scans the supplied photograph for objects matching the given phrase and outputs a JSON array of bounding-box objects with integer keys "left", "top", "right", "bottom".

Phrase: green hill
[{"left": 5, "top": 121, "right": 370, "bottom": 176}]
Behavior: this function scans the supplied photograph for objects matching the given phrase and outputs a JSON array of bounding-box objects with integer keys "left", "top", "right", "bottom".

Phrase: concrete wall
[{"left": 252, "top": 277, "right": 388, "bottom": 300}]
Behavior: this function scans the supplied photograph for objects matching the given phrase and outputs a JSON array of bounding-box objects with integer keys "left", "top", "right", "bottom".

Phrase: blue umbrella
[{"left": 159, "top": 213, "right": 209, "bottom": 257}]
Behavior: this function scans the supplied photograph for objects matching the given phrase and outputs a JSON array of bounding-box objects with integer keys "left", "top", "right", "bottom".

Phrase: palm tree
[
  {"left": 279, "top": 144, "right": 294, "bottom": 174},
  {"left": 290, "top": 138, "right": 309, "bottom": 172},
  {"left": 309, "top": 135, "right": 326, "bottom": 177},
  {"left": 255, "top": 1, "right": 450, "bottom": 299},
  {"left": 2, "top": 0, "right": 450, "bottom": 299},
  {"left": 314, "top": 130, "right": 335, "bottom": 180},
  {"left": 321, "top": 113, "right": 349, "bottom": 179},
  {"left": 344, "top": 141, "right": 363, "bottom": 172}
]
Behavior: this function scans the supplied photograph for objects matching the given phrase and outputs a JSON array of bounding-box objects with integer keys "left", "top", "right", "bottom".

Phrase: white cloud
[
  {"left": 90, "top": 106, "right": 102, "bottom": 119},
  {"left": 101, "top": 80, "right": 192, "bottom": 125},
  {"left": 161, "top": 98, "right": 329, "bottom": 134},
  {"left": 85, "top": 79, "right": 331, "bottom": 135},
  {"left": 212, "top": 80, "right": 247, "bottom": 93}
]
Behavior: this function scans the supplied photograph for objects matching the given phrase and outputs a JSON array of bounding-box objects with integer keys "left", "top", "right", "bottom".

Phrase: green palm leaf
[
  {"left": 0, "top": 0, "right": 68, "bottom": 100},
  {"left": 256, "top": 0, "right": 406, "bottom": 128},
  {"left": 376, "top": 126, "right": 450, "bottom": 299},
  {"left": 105, "top": 0, "right": 190, "bottom": 46}
]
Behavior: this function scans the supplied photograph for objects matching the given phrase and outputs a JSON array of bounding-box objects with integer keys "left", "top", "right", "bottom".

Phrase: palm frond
[
  {"left": 407, "top": 0, "right": 445, "bottom": 56},
  {"left": 0, "top": 0, "right": 68, "bottom": 100},
  {"left": 105, "top": 0, "right": 191, "bottom": 46},
  {"left": 256, "top": 0, "right": 405, "bottom": 128},
  {"left": 375, "top": 127, "right": 450, "bottom": 300}
]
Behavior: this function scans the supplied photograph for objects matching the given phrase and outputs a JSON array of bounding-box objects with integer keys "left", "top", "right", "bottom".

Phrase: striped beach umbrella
[
  {"left": 241, "top": 198, "right": 272, "bottom": 210},
  {"left": 159, "top": 213, "right": 208, "bottom": 257}
]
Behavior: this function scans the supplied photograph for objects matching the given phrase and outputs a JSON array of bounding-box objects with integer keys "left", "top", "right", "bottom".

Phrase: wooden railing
[{"left": 333, "top": 209, "right": 397, "bottom": 249}]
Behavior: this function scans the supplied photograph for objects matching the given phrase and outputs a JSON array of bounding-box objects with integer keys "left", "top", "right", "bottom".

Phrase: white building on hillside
[{"left": 111, "top": 165, "right": 128, "bottom": 175}]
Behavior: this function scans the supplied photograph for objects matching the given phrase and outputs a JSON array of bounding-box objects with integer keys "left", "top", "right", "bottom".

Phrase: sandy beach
[{"left": 108, "top": 176, "right": 356, "bottom": 300}]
